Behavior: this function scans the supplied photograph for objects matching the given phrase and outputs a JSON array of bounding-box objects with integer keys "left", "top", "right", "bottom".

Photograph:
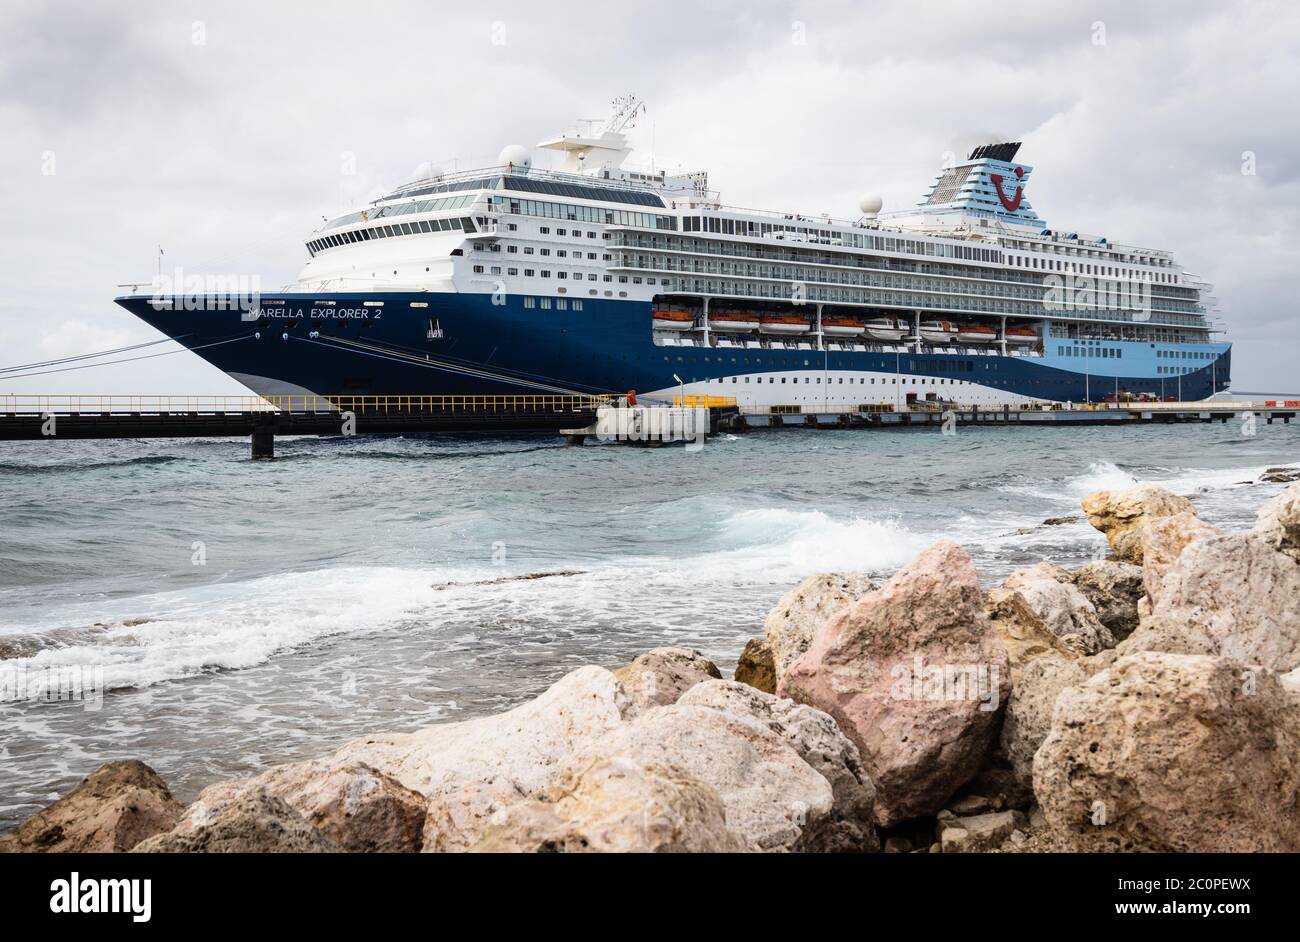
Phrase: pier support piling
[{"left": 251, "top": 420, "right": 275, "bottom": 459}]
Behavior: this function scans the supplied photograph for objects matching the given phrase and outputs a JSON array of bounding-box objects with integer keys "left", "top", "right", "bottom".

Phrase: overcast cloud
[{"left": 1, "top": 0, "right": 1296, "bottom": 393}]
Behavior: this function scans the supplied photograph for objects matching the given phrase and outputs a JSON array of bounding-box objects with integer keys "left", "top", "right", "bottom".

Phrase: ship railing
[
  {"left": 0, "top": 394, "right": 613, "bottom": 416},
  {"left": 384, "top": 164, "right": 679, "bottom": 200}
]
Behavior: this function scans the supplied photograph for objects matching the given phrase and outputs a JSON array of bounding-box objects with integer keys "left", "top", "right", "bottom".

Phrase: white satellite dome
[
  {"left": 411, "top": 161, "right": 442, "bottom": 181},
  {"left": 858, "top": 192, "right": 883, "bottom": 216},
  {"left": 498, "top": 144, "right": 532, "bottom": 171}
]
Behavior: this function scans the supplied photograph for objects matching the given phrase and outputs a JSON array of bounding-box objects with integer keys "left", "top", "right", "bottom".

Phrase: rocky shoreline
[{"left": 4, "top": 480, "right": 1299, "bottom": 854}]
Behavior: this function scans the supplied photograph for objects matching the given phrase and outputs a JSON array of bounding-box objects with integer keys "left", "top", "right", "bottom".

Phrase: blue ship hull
[{"left": 116, "top": 292, "right": 1232, "bottom": 404}]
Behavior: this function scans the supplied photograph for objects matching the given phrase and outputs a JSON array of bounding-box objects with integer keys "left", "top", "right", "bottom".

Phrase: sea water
[{"left": 1, "top": 422, "right": 1296, "bottom": 828}]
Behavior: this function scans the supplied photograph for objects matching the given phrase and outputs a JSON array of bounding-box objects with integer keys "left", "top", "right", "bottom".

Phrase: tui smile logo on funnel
[{"left": 989, "top": 166, "right": 1025, "bottom": 211}]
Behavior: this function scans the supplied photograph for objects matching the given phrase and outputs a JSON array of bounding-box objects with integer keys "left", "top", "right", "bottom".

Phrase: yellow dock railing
[{"left": 670, "top": 394, "right": 737, "bottom": 408}]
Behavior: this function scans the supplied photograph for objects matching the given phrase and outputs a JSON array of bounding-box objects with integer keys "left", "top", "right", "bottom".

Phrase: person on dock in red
[{"left": 626, "top": 389, "right": 637, "bottom": 407}]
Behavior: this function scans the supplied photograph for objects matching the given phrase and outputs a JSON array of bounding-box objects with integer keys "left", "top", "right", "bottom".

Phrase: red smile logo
[{"left": 989, "top": 166, "right": 1024, "bottom": 211}]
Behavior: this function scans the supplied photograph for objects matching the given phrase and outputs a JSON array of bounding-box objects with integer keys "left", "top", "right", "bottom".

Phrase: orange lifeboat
[
  {"left": 652, "top": 309, "right": 694, "bottom": 331},
  {"left": 1004, "top": 326, "right": 1039, "bottom": 344},
  {"left": 956, "top": 323, "right": 998, "bottom": 344},
  {"left": 758, "top": 313, "right": 812, "bottom": 335},
  {"left": 709, "top": 311, "right": 762, "bottom": 332},
  {"left": 821, "top": 316, "right": 866, "bottom": 337}
]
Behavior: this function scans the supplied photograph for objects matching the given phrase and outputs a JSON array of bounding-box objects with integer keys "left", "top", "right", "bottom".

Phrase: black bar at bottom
[{"left": 0, "top": 851, "right": 1283, "bottom": 928}]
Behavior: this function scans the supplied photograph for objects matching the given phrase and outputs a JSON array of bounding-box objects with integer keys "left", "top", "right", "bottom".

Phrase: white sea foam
[
  {"left": 1, "top": 566, "right": 458, "bottom": 691},
  {"left": 1, "top": 506, "right": 936, "bottom": 690},
  {"left": 707, "top": 507, "right": 929, "bottom": 575}
]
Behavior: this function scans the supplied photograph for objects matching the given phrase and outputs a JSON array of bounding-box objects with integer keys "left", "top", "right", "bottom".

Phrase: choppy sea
[{"left": 1, "top": 421, "right": 1297, "bottom": 829}]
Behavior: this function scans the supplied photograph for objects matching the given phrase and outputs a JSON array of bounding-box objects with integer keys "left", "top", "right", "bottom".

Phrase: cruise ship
[{"left": 116, "top": 97, "right": 1230, "bottom": 407}]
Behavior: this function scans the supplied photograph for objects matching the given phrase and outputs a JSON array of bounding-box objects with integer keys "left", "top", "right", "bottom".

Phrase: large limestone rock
[
  {"left": 1139, "top": 510, "right": 1220, "bottom": 607},
  {"left": 734, "top": 638, "right": 777, "bottom": 694},
  {"left": 470, "top": 757, "right": 747, "bottom": 853},
  {"left": 1070, "top": 560, "right": 1144, "bottom": 640},
  {"left": 1081, "top": 485, "right": 1195, "bottom": 563},
  {"left": 336, "top": 666, "right": 624, "bottom": 798},
  {"left": 133, "top": 790, "right": 339, "bottom": 853},
  {"left": 0, "top": 760, "right": 182, "bottom": 854},
  {"left": 780, "top": 540, "right": 1010, "bottom": 827},
  {"left": 764, "top": 573, "right": 877, "bottom": 679},
  {"left": 612, "top": 647, "right": 721, "bottom": 717},
  {"left": 986, "top": 562, "right": 1115, "bottom": 676},
  {"left": 1121, "top": 532, "right": 1300, "bottom": 671},
  {"left": 175, "top": 760, "right": 426, "bottom": 853},
  {"left": 999, "top": 651, "right": 1115, "bottom": 793},
  {"left": 1034, "top": 652, "right": 1300, "bottom": 852},
  {"left": 572, "top": 702, "right": 839, "bottom": 852},
  {"left": 1255, "top": 481, "right": 1300, "bottom": 561},
  {"left": 337, "top": 666, "right": 627, "bottom": 852},
  {"left": 677, "top": 680, "right": 879, "bottom": 851}
]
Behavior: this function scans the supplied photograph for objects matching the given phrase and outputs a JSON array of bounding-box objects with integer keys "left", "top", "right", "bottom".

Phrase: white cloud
[{"left": 0, "top": 0, "right": 1296, "bottom": 392}]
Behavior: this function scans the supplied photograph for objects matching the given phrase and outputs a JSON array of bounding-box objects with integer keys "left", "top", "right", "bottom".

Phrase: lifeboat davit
[
  {"left": 821, "top": 316, "right": 866, "bottom": 337},
  {"left": 652, "top": 309, "right": 694, "bottom": 331},
  {"left": 1004, "top": 326, "right": 1039, "bottom": 345},
  {"left": 759, "top": 313, "right": 812, "bottom": 335},
  {"left": 864, "top": 317, "right": 909, "bottom": 342},
  {"left": 709, "top": 311, "right": 762, "bottom": 332},
  {"left": 920, "top": 320, "right": 960, "bottom": 344},
  {"left": 956, "top": 323, "right": 998, "bottom": 344}
]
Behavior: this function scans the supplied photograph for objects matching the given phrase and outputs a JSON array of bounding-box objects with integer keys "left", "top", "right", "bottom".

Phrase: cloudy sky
[{"left": 1, "top": 0, "right": 1297, "bottom": 393}]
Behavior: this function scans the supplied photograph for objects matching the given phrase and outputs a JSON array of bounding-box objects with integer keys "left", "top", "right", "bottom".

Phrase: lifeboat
[
  {"left": 758, "top": 313, "right": 812, "bottom": 335},
  {"left": 1004, "top": 326, "right": 1039, "bottom": 345},
  {"left": 821, "top": 316, "right": 866, "bottom": 337},
  {"left": 956, "top": 323, "right": 998, "bottom": 344},
  {"left": 920, "top": 320, "right": 960, "bottom": 344},
  {"left": 652, "top": 309, "right": 694, "bottom": 331},
  {"left": 708, "top": 311, "right": 762, "bottom": 332},
  {"left": 864, "top": 317, "right": 909, "bottom": 342}
]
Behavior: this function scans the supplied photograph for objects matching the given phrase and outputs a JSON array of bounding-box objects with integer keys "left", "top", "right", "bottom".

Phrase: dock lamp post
[{"left": 673, "top": 373, "right": 684, "bottom": 408}]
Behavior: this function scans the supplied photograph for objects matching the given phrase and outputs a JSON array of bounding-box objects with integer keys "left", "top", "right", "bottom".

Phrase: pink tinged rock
[
  {"left": 764, "top": 573, "right": 878, "bottom": 680},
  {"left": 1033, "top": 652, "right": 1300, "bottom": 852},
  {"left": 611, "top": 646, "right": 722, "bottom": 717},
  {"left": 1138, "top": 510, "right": 1220, "bottom": 607},
  {"left": 779, "top": 539, "right": 1010, "bottom": 827},
  {"left": 1121, "top": 532, "right": 1300, "bottom": 671}
]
